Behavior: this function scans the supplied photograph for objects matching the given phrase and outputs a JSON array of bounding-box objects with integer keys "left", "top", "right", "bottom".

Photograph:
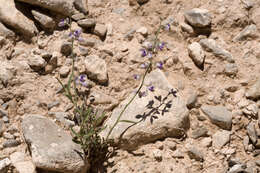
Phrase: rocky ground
[{"left": 0, "top": 0, "right": 260, "bottom": 172}]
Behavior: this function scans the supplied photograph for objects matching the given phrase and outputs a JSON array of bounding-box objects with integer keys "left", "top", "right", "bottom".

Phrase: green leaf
[{"left": 119, "top": 120, "right": 139, "bottom": 124}]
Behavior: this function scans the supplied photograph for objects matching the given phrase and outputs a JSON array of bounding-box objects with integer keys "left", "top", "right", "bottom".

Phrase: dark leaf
[
  {"left": 136, "top": 114, "right": 143, "bottom": 119},
  {"left": 154, "top": 95, "right": 162, "bottom": 101},
  {"left": 146, "top": 100, "right": 154, "bottom": 108},
  {"left": 150, "top": 117, "right": 154, "bottom": 124},
  {"left": 152, "top": 115, "right": 158, "bottom": 119}
]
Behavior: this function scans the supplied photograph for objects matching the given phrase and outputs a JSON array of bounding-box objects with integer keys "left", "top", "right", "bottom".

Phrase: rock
[
  {"left": 227, "top": 164, "right": 245, "bottom": 173},
  {"left": 243, "top": 135, "right": 250, "bottom": 151},
  {"left": 0, "top": 0, "right": 38, "bottom": 37},
  {"left": 186, "top": 92, "right": 198, "bottom": 109},
  {"left": 93, "top": 23, "right": 107, "bottom": 38},
  {"left": 3, "top": 132, "right": 14, "bottom": 139},
  {"left": 0, "top": 62, "right": 15, "bottom": 87},
  {"left": 180, "top": 22, "right": 194, "bottom": 35},
  {"left": 101, "top": 69, "right": 189, "bottom": 150},
  {"left": 47, "top": 101, "right": 60, "bottom": 110},
  {"left": 201, "top": 105, "right": 232, "bottom": 130},
  {"left": 77, "top": 18, "right": 96, "bottom": 29},
  {"left": 243, "top": 104, "right": 258, "bottom": 118},
  {"left": 22, "top": 114, "right": 88, "bottom": 173},
  {"left": 10, "top": 152, "right": 36, "bottom": 173},
  {"left": 233, "top": 24, "right": 258, "bottom": 41},
  {"left": 199, "top": 39, "right": 234, "bottom": 63},
  {"left": 71, "top": 13, "right": 85, "bottom": 21},
  {"left": 16, "top": 0, "right": 75, "bottom": 16},
  {"left": 188, "top": 42, "right": 205, "bottom": 68},
  {"left": 136, "top": 27, "right": 148, "bottom": 36},
  {"left": 212, "top": 130, "right": 231, "bottom": 149},
  {"left": 184, "top": 8, "right": 211, "bottom": 27},
  {"left": 84, "top": 55, "right": 108, "bottom": 84},
  {"left": 200, "top": 137, "right": 212, "bottom": 147},
  {"left": 2, "top": 116, "right": 9, "bottom": 123},
  {"left": 191, "top": 126, "right": 208, "bottom": 139},
  {"left": 60, "top": 41, "right": 72, "bottom": 56},
  {"left": 224, "top": 63, "right": 238, "bottom": 77},
  {"left": 59, "top": 66, "right": 70, "bottom": 78},
  {"left": 172, "top": 149, "right": 184, "bottom": 158},
  {"left": 152, "top": 149, "right": 162, "bottom": 161},
  {"left": 3, "top": 139, "right": 20, "bottom": 148},
  {"left": 0, "top": 22, "right": 15, "bottom": 38},
  {"left": 48, "top": 112, "right": 75, "bottom": 128},
  {"left": 28, "top": 55, "right": 47, "bottom": 71},
  {"left": 0, "top": 119, "right": 4, "bottom": 136},
  {"left": 74, "top": 0, "right": 88, "bottom": 14},
  {"left": 246, "top": 78, "right": 260, "bottom": 100},
  {"left": 187, "top": 146, "right": 204, "bottom": 161},
  {"left": 79, "top": 37, "right": 98, "bottom": 47},
  {"left": 31, "top": 9, "right": 55, "bottom": 30},
  {"left": 0, "top": 158, "right": 11, "bottom": 173}
]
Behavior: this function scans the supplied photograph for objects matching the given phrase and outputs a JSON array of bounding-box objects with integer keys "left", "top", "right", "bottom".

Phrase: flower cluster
[
  {"left": 75, "top": 74, "right": 88, "bottom": 87},
  {"left": 59, "top": 19, "right": 83, "bottom": 41},
  {"left": 138, "top": 85, "right": 155, "bottom": 98}
]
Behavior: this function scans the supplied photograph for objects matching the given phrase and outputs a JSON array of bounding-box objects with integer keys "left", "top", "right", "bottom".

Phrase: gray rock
[
  {"left": 94, "top": 23, "right": 107, "bottom": 38},
  {"left": 180, "top": 22, "right": 194, "bottom": 35},
  {"left": 79, "top": 37, "right": 97, "bottom": 47},
  {"left": 200, "top": 137, "right": 212, "bottom": 147},
  {"left": 47, "top": 101, "right": 60, "bottom": 110},
  {"left": 191, "top": 127, "right": 208, "bottom": 139},
  {"left": 28, "top": 55, "right": 47, "bottom": 71},
  {"left": 152, "top": 149, "right": 162, "bottom": 161},
  {"left": 201, "top": 105, "right": 232, "bottom": 130},
  {"left": 74, "top": 0, "right": 88, "bottom": 14},
  {"left": 59, "top": 66, "right": 71, "bottom": 78},
  {"left": 227, "top": 164, "right": 245, "bottom": 173},
  {"left": 77, "top": 18, "right": 96, "bottom": 29},
  {"left": 0, "top": 158, "right": 11, "bottom": 173},
  {"left": 31, "top": 9, "right": 55, "bottom": 30},
  {"left": 3, "top": 139, "right": 20, "bottom": 148},
  {"left": 71, "top": 13, "right": 86, "bottom": 21},
  {"left": 0, "top": 0, "right": 38, "bottom": 37},
  {"left": 0, "top": 22, "right": 15, "bottom": 38},
  {"left": 247, "top": 122, "right": 257, "bottom": 145},
  {"left": 22, "top": 114, "right": 88, "bottom": 173},
  {"left": 60, "top": 41, "right": 72, "bottom": 56},
  {"left": 79, "top": 46, "right": 89, "bottom": 56},
  {"left": 233, "top": 24, "right": 257, "bottom": 41},
  {"left": 243, "top": 135, "right": 250, "bottom": 151},
  {"left": 0, "top": 62, "right": 15, "bottom": 86},
  {"left": 84, "top": 55, "right": 108, "bottom": 84},
  {"left": 0, "top": 119, "right": 4, "bottom": 136},
  {"left": 10, "top": 152, "right": 36, "bottom": 173},
  {"left": 184, "top": 8, "right": 211, "bottom": 27},
  {"left": 187, "top": 146, "right": 204, "bottom": 161},
  {"left": 188, "top": 42, "right": 205, "bottom": 68},
  {"left": 224, "top": 63, "right": 238, "bottom": 77},
  {"left": 186, "top": 92, "right": 198, "bottom": 109},
  {"left": 16, "top": 0, "right": 75, "bottom": 16},
  {"left": 212, "top": 130, "right": 231, "bottom": 149},
  {"left": 246, "top": 78, "right": 260, "bottom": 100},
  {"left": 100, "top": 69, "right": 189, "bottom": 150},
  {"left": 200, "top": 39, "right": 234, "bottom": 63},
  {"left": 2, "top": 116, "right": 9, "bottom": 123}
]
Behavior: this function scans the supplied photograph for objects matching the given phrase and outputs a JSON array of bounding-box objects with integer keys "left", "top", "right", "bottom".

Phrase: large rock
[
  {"left": 0, "top": 0, "right": 38, "bottom": 37},
  {"left": 188, "top": 42, "right": 205, "bottom": 68},
  {"left": 201, "top": 105, "right": 232, "bottom": 130},
  {"left": 22, "top": 114, "right": 88, "bottom": 173},
  {"left": 184, "top": 8, "right": 211, "bottom": 27},
  {"left": 246, "top": 78, "right": 260, "bottom": 100},
  {"left": 84, "top": 55, "right": 108, "bottom": 84},
  {"left": 31, "top": 9, "right": 55, "bottom": 30},
  {"left": 199, "top": 39, "right": 234, "bottom": 63},
  {"left": 16, "top": 0, "right": 76, "bottom": 16},
  {"left": 101, "top": 69, "right": 189, "bottom": 150}
]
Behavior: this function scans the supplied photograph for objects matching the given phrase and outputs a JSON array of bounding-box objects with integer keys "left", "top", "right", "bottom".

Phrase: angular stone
[
  {"left": 22, "top": 114, "right": 88, "bottom": 173},
  {"left": 3, "top": 139, "right": 20, "bottom": 148},
  {"left": 0, "top": 0, "right": 38, "bottom": 37},
  {"left": 77, "top": 19, "right": 96, "bottom": 29},
  {"left": 0, "top": 22, "right": 15, "bottom": 38},
  {"left": 224, "top": 63, "right": 238, "bottom": 77},
  {"left": 180, "top": 22, "right": 194, "bottom": 35},
  {"left": 101, "top": 69, "right": 189, "bottom": 150},
  {"left": 84, "top": 55, "right": 108, "bottom": 84},
  {"left": 246, "top": 78, "right": 260, "bottom": 100},
  {"left": 233, "top": 24, "right": 258, "bottom": 41},
  {"left": 187, "top": 146, "right": 204, "bottom": 161},
  {"left": 191, "top": 127, "right": 208, "bottom": 139},
  {"left": 74, "top": 0, "right": 88, "bottom": 15},
  {"left": 79, "top": 37, "right": 98, "bottom": 47},
  {"left": 0, "top": 119, "right": 4, "bottom": 136},
  {"left": 0, "top": 158, "right": 11, "bottom": 173},
  {"left": 60, "top": 41, "right": 72, "bottom": 56},
  {"left": 59, "top": 66, "right": 70, "bottom": 78},
  {"left": 16, "top": 0, "right": 75, "bottom": 16},
  {"left": 186, "top": 92, "right": 198, "bottom": 109},
  {"left": 188, "top": 42, "right": 205, "bottom": 68},
  {"left": 200, "top": 39, "right": 234, "bottom": 63},
  {"left": 0, "top": 62, "right": 15, "bottom": 86},
  {"left": 243, "top": 104, "right": 258, "bottom": 118},
  {"left": 10, "top": 152, "right": 36, "bottom": 173},
  {"left": 71, "top": 13, "right": 86, "bottom": 21},
  {"left": 28, "top": 55, "right": 47, "bottom": 71},
  {"left": 201, "top": 105, "right": 232, "bottom": 130},
  {"left": 212, "top": 130, "right": 230, "bottom": 149},
  {"left": 31, "top": 9, "right": 55, "bottom": 30},
  {"left": 94, "top": 23, "right": 107, "bottom": 38},
  {"left": 184, "top": 8, "right": 211, "bottom": 27}
]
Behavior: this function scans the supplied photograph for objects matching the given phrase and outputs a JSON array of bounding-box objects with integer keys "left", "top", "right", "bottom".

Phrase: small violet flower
[
  {"left": 165, "top": 23, "right": 170, "bottom": 31},
  {"left": 156, "top": 62, "right": 163, "bottom": 69},
  {"left": 140, "top": 62, "right": 149, "bottom": 69},
  {"left": 76, "top": 74, "right": 88, "bottom": 87},
  {"left": 147, "top": 52, "right": 153, "bottom": 59},
  {"left": 138, "top": 90, "right": 147, "bottom": 98},
  {"left": 134, "top": 74, "right": 140, "bottom": 80},
  {"left": 148, "top": 85, "right": 155, "bottom": 92},
  {"left": 158, "top": 42, "right": 165, "bottom": 51},
  {"left": 141, "top": 49, "right": 147, "bottom": 57},
  {"left": 58, "top": 19, "right": 66, "bottom": 27}
]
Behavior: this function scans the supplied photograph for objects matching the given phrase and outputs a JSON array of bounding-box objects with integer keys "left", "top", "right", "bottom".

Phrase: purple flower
[
  {"left": 156, "top": 62, "right": 163, "bottom": 69},
  {"left": 147, "top": 52, "right": 153, "bottom": 59},
  {"left": 141, "top": 49, "right": 147, "bottom": 57},
  {"left": 74, "top": 29, "right": 81, "bottom": 38},
  {"left": 58, "top": 19, "right": 66, "bottom": 27},
  {"left": 158, "top": 42, "right": 165, "bottom": 51},
  {"left": 76, "top": 74, "right": 88, "bottom": 87},
  {"left": 140, "top": 62, "right": 149, "bottom": 69},
  {"left": 138, "top": 90, "right": 147, "bottom": 98},
  {"left": 134, "top": 74, "right": 140, "bottom": 80},
  {"left": 148, "top": 85, "right": 154, "bottom": 92},
  {"left": 165, "top": 23, "right": 170, "bottom": 31}
]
